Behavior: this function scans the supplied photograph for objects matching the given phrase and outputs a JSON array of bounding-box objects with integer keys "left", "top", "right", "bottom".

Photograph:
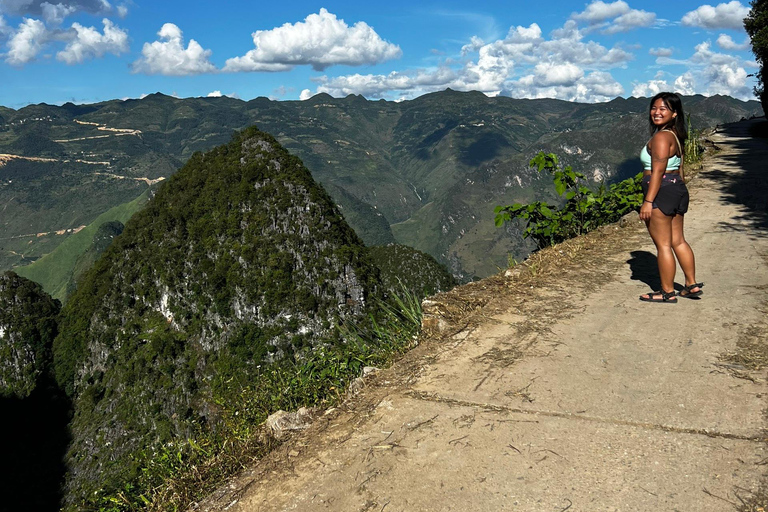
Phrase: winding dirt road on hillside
[{"left": 197, "top": 119, "right": 768, "bottom": 512}]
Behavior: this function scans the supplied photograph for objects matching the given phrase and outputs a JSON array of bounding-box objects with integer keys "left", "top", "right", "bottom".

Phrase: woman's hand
[{"left": 639, "top": 201, "right": 653, "bottom": 221}]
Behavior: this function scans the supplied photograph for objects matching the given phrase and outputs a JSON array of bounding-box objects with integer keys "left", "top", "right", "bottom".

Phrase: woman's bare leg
[
  {"left": 671, "top": 214, "right": 700, "bottom": 293},
  {"left": 643, "top": 208, "right": 676, "bottom": 297}
]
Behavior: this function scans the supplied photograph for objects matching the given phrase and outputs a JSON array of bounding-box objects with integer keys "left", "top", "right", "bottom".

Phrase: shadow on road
[
  {"left": 627, "top": 250, "right": 660, "bottom": 291},
  {"left": 704, "top": 118, "right": 768, "bottom": 238}
]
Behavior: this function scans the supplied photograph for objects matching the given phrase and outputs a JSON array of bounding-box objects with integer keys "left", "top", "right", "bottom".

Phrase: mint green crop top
[{"left": 640, "top": 145, "right": 681, "bottom": 170}]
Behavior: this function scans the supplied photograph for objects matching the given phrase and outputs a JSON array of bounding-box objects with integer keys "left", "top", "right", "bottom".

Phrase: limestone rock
[{"left": 266, "top": 407, "right": 316, "bottom": 439}]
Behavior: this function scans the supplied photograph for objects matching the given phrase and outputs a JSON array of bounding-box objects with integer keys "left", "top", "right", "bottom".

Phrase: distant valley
[{"left": 0, "top": 90, "right": 762, "bottom": 293}]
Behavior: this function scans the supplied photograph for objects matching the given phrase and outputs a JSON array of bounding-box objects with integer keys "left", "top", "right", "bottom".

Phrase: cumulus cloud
[
  {"left": 223, "top": 8, "right": 401, "bottom": 72},
  {"left": 681, "top": 1, "right": 750, "bottom": 30},
  {"left": 461, "top": 35, "right": 484, "bottom": 56},
  {"left": 0, "top": 15, "right": 10, "bottom": 37},
  {"left": 506, "top": 70, "right": 623, "bottom": 102},
  {"left": 5, "top": 17, "right": 47, "bottom": 65},
  {"left": 0, "top": 0, "right": 114, "bottom": 17},
  {"left": 304, "top": 19, "right": 631, "bottom": 103},
  {"left": 571, "top": 1, "right": 656, "bottom": 34},
  {"left": 133, "top": 23, "right": 216, "bottom": 76},
  {"left": 533, "top": 61, "right": 583, "bottom": 86},
  {"left": 716, "top": 33, "right": 749, "bottom": 50},
  {"left": 41, "top": 3, "right": 75, "bottom": 25},
  {"left": 690, "top": 40, "right": 752, "bottom": 97},
  {"left": 649, "top": 47, "right": 673, "bottom": 57},
  {"left": 631, "top": 70, "right": 671, "bottom": 97},
  {"left": 572, "top": 0, "right": 630, "bottom": 22},
  {"left": 634, "top": 40, "right": 753, "bottom": 99},
  {"left": 605, "top": 9, "right": 656, "bottom": 34},
  {"left": 56, "top": 17, "right": 127, "bottom": 63}
]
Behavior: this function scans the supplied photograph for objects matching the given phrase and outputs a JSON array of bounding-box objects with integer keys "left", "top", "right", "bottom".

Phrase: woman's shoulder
[
  {"left": 649, "top": 130, "right": 677, "bottom": 156},
  {"left": 650, "top": 130, "right": 677, "bottom": 143}
]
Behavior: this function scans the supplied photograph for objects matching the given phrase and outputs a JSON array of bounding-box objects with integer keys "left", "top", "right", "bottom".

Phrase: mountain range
[{"left": 0, "top": 90, "right": 762, "bottom": 293}]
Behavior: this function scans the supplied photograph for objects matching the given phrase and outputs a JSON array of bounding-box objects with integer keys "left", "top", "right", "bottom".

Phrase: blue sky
[{"left": 0, "top": 0, "right": 759, "bottom": 108}]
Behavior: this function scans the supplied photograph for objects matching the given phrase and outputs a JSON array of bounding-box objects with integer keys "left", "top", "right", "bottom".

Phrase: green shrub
[{"left": 495, "top": 152, "right": 643, "bottom": 250}]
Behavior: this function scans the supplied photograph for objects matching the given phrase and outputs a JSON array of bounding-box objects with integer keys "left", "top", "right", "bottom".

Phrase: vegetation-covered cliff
[
  {"left": 0, "top": 271, "right": 60, "bottom": 398},
  {"left": 52, "top": 127, "right": 380, "bottom": 508}
]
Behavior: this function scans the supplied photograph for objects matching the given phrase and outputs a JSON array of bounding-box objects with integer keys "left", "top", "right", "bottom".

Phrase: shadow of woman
[{"left": 627, "top": 250, "right": 661, "bottom": 291}]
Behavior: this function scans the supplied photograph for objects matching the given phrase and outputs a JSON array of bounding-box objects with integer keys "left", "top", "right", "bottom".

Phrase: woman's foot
[
  {"left": 639, "top": 290, "right": 678, "bottom": 303},
  {"left": 678, "top": 282, "right": 704, "bottom": 298}
]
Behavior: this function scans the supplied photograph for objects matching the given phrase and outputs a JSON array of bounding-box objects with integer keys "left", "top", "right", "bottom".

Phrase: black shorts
[{"left": 641, "top": 174, "right": 689, "bottom": 216}]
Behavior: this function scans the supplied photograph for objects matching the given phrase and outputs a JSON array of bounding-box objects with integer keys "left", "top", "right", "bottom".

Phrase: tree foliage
[
  {"left": 746, "top": 0, "right": 768, "bottom": 113},
  {"left": 495, "top": 152, "right": 643, "bottom": 250}
]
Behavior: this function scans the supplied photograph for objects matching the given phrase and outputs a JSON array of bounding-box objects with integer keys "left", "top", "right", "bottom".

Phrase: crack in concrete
[{"left": 407, "top": 389, "right": 768, "bottom": 443}]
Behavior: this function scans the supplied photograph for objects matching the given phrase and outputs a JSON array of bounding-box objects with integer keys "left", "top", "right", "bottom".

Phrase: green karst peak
[{"left": 52, "top": 127, "right": 380, "bottom": 508}]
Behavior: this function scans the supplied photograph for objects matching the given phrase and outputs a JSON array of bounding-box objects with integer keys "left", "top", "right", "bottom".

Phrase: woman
[{"left": 638, "top": 92, "right": 703, "bottom": 303}]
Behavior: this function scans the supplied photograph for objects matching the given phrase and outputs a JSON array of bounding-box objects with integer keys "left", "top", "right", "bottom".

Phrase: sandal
[
  {"left": 678, "top": 282, "right": 704, "bottom": 299},
  {"left": 639, "top": 290, "right": 678, "bottom": 303}
]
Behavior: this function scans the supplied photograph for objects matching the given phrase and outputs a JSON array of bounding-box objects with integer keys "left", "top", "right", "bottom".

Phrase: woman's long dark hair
[{"left": 649, "top": 92, "right": 688, "bottom": 156}]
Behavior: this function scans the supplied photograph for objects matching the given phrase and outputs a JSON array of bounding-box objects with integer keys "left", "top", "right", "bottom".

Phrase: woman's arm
[{"left": 639, "top": 132, "right": 675, "bottom": 221}]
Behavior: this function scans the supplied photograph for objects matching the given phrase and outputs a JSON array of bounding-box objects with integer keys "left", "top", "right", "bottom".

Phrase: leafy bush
[{"left": 494, "top": 152, "right": 643, "bottom": 250}]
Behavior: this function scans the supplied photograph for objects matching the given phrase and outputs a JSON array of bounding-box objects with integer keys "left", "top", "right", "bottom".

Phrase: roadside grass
[{"left": 92, "top": 286, "right": 423, "bottom": 512}]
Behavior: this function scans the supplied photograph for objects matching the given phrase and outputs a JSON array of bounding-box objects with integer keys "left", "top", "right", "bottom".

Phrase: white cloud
[
  {"left": 571, "top": 1, "right": 656, "bottom": 34},
  {"left": 572, "top": 1, "right": 630, "bottom": 22},
  {"left": 300, "top": 88, "right": 313, "bottom": 100},
  {"left": 634, "top": 41, "right": 753, "bottom": 99},
  {"left": 223, "top": 8, "right": 401, "bottom": 72},
  {"left": 56, "top": 18, "right": 127, "bottom": 63},
  {"left": 716, "top": 33, "right": 749, "bottom": 50},
  {"left": 5, "top": 17, "right": 47, "bottom": 65},
  {"left": 631, "top": 70, "right": 671, "bottom": 97},
  {"left": 506, "top": 70, "right": 623, "bottom": 102},
  {"left": 605, "top": 9, "right": 656, "bottom": 34},
  {"left": 133, "top": 23, "right": 216, "bottom": 76},
  {"left": 461, "top": 35, "right": 484, "bottom": 56},
  {"left": 0, "top": 15, "right": 11, "bottom": 38},
  {"left": 0, "top": 0, "right": 114, "bottom": 16},
  {"left": 207, "top": 90, "right": 222, "bottom": 97},
  {"left": 674, "top": 73, "right": 696, "bottom": 95},
  {"left": 691, "top": 41, "right": 752, "bottom": 97},
  {"left": 681, "top": 1, "right": 750, "bottom": 30},
  {"left": 649, "top": 47, "right": 673, "bottom": 57},
  {"left": 304, "top": 19, "right": 631, "bottom": 103},
  {"left": 533, "top": 61, "right": 583, "bottom": 86},
  {"left": 116, "top": 3, "right": 126, "bottom": 17},
  {"left": 41, "top": 3, "right": 75, "bottom": 25}
]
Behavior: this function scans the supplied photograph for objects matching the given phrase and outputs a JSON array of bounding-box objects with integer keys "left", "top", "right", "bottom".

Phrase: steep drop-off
[{"left": 52, "top": 127, "right": 379, "bottom": 508}]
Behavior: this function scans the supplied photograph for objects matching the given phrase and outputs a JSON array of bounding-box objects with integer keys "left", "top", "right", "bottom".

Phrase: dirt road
[{"left": 197, "top": 119, "right": 768, "bottom": 512}]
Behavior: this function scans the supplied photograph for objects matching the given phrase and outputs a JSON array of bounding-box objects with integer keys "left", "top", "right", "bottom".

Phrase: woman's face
[{"left": 650, "top": 98, "right": 677, "bottom": 127}]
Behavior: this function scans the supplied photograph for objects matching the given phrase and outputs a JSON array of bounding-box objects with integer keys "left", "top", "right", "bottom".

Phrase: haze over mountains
[{"left": 0, "top": 90, "right": 762, "bottom": 288}]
